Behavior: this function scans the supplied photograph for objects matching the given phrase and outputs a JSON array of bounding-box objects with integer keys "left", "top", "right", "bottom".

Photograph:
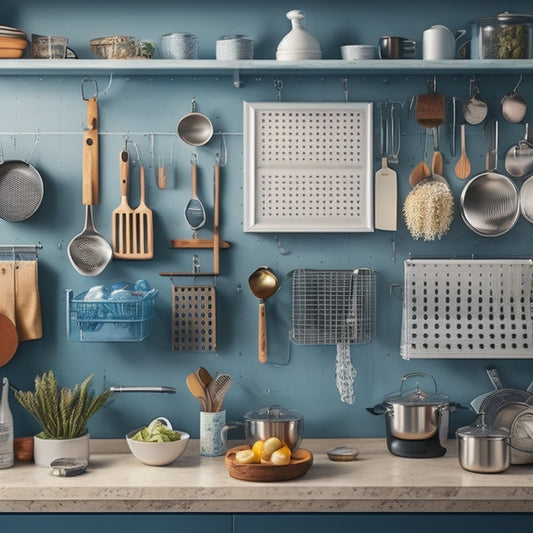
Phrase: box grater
[
  {"left": 401, "top": 259, "right": 533, "bottom": 359},
  {"left": 243, "top": 101, "right": 373, "bottom": 232},
  {"left": 172, "top": 284, "right": 216, "bottom": 352}
]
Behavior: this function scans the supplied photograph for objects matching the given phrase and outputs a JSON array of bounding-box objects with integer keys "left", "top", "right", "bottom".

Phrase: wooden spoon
[
  {"left": 454, "top": 124, "right": 471, "bottom": 180},
  {"left": 186, "top": 372, "right": 209, "bottom": 412},
  {"left": 409, "top": 160, "right": 431, "bottom": 187}
]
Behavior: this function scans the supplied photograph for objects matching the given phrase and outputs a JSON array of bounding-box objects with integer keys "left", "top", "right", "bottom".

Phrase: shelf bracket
[{"left": 233, "top": 69, "right": 243, "bottom": 88}]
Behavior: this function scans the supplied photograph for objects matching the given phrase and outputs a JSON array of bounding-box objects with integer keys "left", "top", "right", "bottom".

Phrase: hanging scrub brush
[{"left": 403, "top": 178, "right": 454, "bottom": 241}]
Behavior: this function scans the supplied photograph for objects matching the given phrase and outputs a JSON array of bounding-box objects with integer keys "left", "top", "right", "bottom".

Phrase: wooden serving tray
[{"left": 225, "top": 445, "right": 313, "bottom": 482}]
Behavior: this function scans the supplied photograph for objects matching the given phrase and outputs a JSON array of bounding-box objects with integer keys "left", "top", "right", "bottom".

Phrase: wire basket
[
  {"left": 66, "top": 288, "right": 157, "bottom": 342},
  {"left": 289, "top": 268, "right": 376, "bottom": 345}
]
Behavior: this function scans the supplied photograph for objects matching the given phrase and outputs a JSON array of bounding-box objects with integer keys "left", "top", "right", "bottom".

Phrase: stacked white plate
[{"left": 0, "top": 25, "right": 27, "bottom": 38}]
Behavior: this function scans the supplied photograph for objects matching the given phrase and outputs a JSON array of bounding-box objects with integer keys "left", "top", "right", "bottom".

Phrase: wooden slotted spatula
[
  {"left": 133, "top": 165, "right": 154, "bottom": 259},
  {"left": 112, "top": 149, "right": 134, "bottom": 259}
]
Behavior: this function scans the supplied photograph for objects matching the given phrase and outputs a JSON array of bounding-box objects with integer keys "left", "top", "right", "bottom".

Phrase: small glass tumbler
[
  {"left": 31, "top": 34, "right": 67, "bottom": 59},
  {"left": 200, "top": 410, "right": 226, "bottom": 456}
]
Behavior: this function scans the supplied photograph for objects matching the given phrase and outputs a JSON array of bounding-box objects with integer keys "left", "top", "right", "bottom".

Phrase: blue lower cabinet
[
  {"left": 0, "top": 514, "right": 233, "bottom": 533},
  {"left": 234, "top": 513, "right": 533, "bottom": 533}
]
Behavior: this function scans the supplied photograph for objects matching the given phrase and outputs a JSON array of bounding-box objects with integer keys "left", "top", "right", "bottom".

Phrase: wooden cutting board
[{"left": 225, "top": 445, "right": 313, "bottom": 482}]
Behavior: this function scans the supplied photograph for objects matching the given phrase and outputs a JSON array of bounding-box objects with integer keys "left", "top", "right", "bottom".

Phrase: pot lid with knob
[
  {"left": 384, "top": 372, "right": 449, "bottom": 407},
  {"left": 456, "top": 412, "right": 509, "bottom": 440},
  {"left": 244, "top": 404, "right": 304, "bottom": 422}
]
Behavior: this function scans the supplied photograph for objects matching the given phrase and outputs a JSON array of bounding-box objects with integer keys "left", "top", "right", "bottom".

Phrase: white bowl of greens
[{"left": 126, "top": 417, "right": 190, "bottom": 466}]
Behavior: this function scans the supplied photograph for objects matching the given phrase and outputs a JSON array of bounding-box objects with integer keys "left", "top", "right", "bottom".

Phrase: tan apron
[{"left": 0, "top": 258, "right": 42, "bottom": 342}]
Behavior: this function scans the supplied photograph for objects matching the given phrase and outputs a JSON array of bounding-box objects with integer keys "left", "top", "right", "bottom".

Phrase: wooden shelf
[{"left": 2, "top": 59, "right": 533, "bottom": 79}]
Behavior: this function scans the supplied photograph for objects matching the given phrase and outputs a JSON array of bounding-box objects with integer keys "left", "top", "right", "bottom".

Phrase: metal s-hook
[
  {"left": 342, "top": 77, "right": 349, "bottom": 103},
  {"left": 274, "top": 77, "right": 284, "bottom": 102},
  {"left": 513, "top": 73, "right": 524, "bottom": 92},
  {"left": 81, "top": 78, "right": 98, "bottom": 101}
]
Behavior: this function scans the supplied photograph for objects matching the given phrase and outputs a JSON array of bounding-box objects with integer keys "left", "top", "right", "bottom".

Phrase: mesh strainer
[{"left": 0, "top": 160, "right": 43, "bottom": 222}]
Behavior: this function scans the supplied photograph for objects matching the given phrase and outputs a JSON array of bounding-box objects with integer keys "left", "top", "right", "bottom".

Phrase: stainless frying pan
[{"left": 460, "top": 120, "right": 519, "bottom": 237}]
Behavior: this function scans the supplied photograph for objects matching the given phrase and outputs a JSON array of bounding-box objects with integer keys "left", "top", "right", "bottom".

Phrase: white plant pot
[{"left": 33, "top": 432, "right": 90, "bottom": 467}]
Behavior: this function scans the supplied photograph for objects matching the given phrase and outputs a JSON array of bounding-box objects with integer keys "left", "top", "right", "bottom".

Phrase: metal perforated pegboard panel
[
  {"left": 243, "top": 102, "right": 373, "bottom": 232},
  {"left": 401, "top": 259, "right": 533, "bottom": 359},
  {"left": 172, "top": 284, "right": 216, "bottom": 352}
]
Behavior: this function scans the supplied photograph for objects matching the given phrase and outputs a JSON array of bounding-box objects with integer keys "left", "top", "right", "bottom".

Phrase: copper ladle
[{"left": 248, "top": 266, "right": 279, "bottom": 364}]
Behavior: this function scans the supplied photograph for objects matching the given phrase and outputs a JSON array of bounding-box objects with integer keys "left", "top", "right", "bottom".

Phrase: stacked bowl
[{"left": 0, "top": 25, "right": 28, "bottom": 58}]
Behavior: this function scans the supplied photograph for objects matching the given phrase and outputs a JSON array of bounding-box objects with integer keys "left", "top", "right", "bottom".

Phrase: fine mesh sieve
[
  {"left": 0, "top": 160, "right": 43, "bottom": 222},
  {"left": 401, "top": 259, "right": 533, "bottom": 359}
]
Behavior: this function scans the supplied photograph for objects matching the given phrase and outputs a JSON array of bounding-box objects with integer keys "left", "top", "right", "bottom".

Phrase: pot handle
[
  {"left": 221, "top": 420, "right": 244, "bottom": 448},
  {"left": 366, "top": 403, "right": 387, "bottom": 415},
  {"left": 400, "top": 372, "right": 438, "bottom": 395}
]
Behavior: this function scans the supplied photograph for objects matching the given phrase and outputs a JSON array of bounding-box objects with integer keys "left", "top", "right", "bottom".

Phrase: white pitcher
[{"left": 423, "top": 24, "right": 466, "bottom": 60}]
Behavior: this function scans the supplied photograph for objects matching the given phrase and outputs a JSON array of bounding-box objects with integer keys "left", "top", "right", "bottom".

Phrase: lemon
[
  {"left": 262, "top": 437, "right": 283, "bottom": 459},
  {"left": 270, "top": 445, "right": 291, "bottom": 465},
  {"left": 252, "top": 440, "right": 264, "bottom": 462},
  {"left": 235, "top": 449, "right": 258, "bottom": 464}
]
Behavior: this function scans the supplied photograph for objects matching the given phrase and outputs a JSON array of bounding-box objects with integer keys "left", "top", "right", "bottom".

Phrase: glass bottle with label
[{"left": 0, "top": 377, "right": 14, "bottom": 469}]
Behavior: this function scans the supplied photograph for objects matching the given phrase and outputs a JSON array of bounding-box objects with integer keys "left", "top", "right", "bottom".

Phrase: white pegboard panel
[
  {"left": 243, "top": 101, "right": 373, "bottom": 232},
  {"left": 401, "top": 259, "right": 533, "bottom": 359}
]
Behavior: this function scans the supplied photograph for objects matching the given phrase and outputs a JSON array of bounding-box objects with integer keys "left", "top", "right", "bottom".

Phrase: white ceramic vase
[{"left": 33, "top": 432, "right": 90, "bottom": 467}]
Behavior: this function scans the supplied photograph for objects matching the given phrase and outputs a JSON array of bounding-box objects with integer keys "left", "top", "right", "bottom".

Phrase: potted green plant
[{"left": 14, "top": 370, "right": 112, "bottom": 467}]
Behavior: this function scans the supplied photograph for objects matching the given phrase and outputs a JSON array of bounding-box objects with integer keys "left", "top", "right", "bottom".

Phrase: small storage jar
[
  {"left": 456, "top": 413, "right": 510, "bottom": 473},
  {"left": 470, "top": 12, "right": 533, "bottom": 59}
]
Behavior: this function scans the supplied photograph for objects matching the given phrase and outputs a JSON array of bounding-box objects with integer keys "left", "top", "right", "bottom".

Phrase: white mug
[{"left": 423, "top": 25, "right": 466, "bottom": 60}]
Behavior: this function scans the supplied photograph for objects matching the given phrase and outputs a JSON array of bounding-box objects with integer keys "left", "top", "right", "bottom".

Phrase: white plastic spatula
[{"left": 375, "top": 156, "right": 397, "bottom": 230}]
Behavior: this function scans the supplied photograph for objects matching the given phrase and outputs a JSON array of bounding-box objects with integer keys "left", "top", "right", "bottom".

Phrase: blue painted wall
[{"left": 1, "top": 0, "right": 533, "bottom": 441}]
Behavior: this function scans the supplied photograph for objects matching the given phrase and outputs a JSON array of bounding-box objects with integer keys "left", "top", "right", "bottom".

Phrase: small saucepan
[
  {"left": 456, "top": 412, "right": 510, "bottom": 473},
  {"left": 222, "top": 405, "right": 304, "bottom": 451}
]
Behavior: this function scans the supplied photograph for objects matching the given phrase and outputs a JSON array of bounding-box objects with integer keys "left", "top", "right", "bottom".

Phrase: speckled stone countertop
[{"left": 1, "top": 438, "right": 533, "bottom": 513}]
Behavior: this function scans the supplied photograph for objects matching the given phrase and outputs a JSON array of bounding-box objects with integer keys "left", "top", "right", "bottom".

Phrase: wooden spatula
[
  {"left": 133, "top": 165, "right": 154, "bottom": 259},
  {"left": 112, "top": 149, "right": 134, "bottom": 259},
  {"left": 454, "top": 124, "right": 471, "bottom": 179}
]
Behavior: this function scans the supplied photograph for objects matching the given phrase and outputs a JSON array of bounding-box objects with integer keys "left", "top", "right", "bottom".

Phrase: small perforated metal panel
[
  {"left": 172, "top": 285, "right": 216, "bottom": 352},
  {"left": 401, "top": 259, "right": 533, "bottom": 359},
  {"left": 243, "top": 102, "right": 373, "bottom": 232}
]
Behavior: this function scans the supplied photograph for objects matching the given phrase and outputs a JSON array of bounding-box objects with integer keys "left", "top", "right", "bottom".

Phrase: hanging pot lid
[
  {"left": 244, "top": 404, "right": 304, "bottom": 422},
  {"left": 456, "top": 412, "right": 509, "bottom": 439},
  {"left": 384, "top": 372, "right": 448, "bottom": 406}
]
